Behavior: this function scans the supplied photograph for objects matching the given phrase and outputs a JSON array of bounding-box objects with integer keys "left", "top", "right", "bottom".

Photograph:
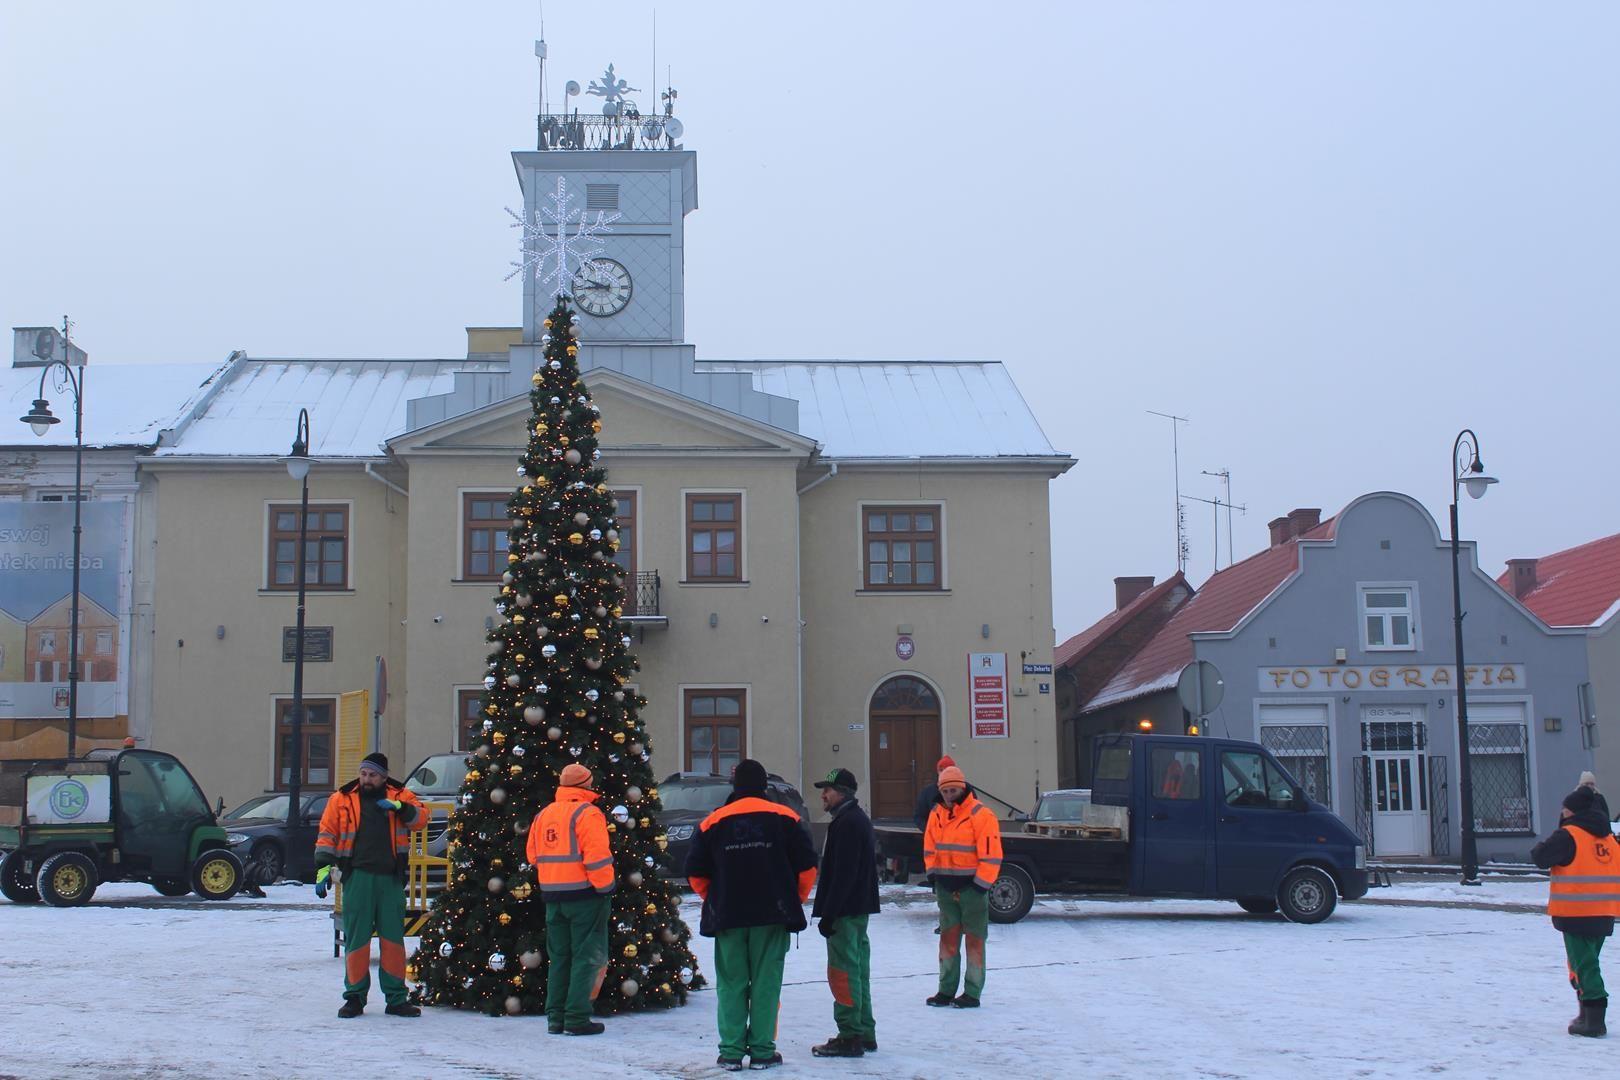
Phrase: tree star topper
[{"left": 505, "top": 176, "right": 622, "bottom": 299}]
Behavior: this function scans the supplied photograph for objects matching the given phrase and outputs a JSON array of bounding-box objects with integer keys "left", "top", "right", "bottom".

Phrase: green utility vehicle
[{"left": 0, "top": 748, "right": 244, "bottom": 907}]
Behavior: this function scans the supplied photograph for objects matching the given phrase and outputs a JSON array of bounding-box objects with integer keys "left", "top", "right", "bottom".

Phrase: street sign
[
  {"left": 1177, "top": 660, "right": 1225, "bottom": 718},
  {"left": 1022, "top": 662, "right": 1052, "bottom": 675}
]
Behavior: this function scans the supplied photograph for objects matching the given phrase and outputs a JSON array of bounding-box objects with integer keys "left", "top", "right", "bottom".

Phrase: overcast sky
[{"left": 4, "top": 2, "right": 1617, "bottom": 638}]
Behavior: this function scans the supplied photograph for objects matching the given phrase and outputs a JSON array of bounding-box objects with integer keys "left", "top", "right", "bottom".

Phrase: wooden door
[{"left": 869, "top": 677, "right": 942, "bottom": 820}]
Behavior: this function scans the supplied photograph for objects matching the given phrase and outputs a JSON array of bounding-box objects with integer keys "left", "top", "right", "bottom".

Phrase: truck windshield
[{"left": 140, "top": 754, "right": 210, "bottom": 819}]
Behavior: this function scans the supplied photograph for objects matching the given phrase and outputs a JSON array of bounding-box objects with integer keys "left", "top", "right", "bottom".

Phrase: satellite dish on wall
[
  {"left": 662, "top": 117, "right": 684, "bottom": 140},
  {"left": 564, "top": 80, "right": 581, "bottom": 98}
]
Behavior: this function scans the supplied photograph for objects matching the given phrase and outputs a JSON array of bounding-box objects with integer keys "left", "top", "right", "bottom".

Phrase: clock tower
[{"left": 512, "top": 145, "right": 697, "bottom": 346}]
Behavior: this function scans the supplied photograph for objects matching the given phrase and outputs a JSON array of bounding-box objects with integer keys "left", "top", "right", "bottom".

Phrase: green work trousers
[
  {"left": 713, "top": 925, "right": 790, "bottom": 1060},
  {"left": 341, "top": 868, "right": 408, "bottom": 1006},
  {"left": 1565, "top": 932, "right": 1608, "bottom": 1001},
  {"left": 825, "top": 915, "right": 875, "bottom": 1040},
  {"left": 935, "top": 882, "right": 989, "bottom": 999},
  {"left": 545, "top": 895, "right": 612, "bottom": 1027}
]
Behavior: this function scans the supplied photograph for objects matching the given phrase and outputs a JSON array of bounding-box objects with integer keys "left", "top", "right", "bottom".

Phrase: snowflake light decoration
[{"left": 505, "top": 176, "right": 622, "bottom": 299}]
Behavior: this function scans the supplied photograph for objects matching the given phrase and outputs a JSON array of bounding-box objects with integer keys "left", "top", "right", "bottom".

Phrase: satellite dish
[
  {"left": 564, "top": 80, "right": 581, "bottom": 97},
  {"left": 662, "top": 117, "right": 684, "bottom": 140}
]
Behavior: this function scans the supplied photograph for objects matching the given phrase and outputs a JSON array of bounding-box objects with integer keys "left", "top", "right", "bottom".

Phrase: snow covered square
[{"left": 1, "top": 880, "right": 1609, "bottom": 1078}]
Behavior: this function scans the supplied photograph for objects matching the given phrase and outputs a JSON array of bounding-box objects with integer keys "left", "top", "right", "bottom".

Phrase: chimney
[
  {"left": 1287, "top": 508, "right": 1322, "bottom": 537},
  {"left": 1506, "top": 558, "right": 1539, "bottom": 599},
  {"left": 1114, "top": 576, "right": 1155, "bottom": 610},
  {"left": 1268, "top": 517, "right": 1292, "bottom": 547}
]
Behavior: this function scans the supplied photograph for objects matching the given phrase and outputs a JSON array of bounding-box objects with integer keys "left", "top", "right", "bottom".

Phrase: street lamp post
[
  {"left": 1449, "top": 428, "right": 1498, "bottom": 885},
  {"left": 18, "top": 319, "right": 86, "bottom": 760},
  {"left": 281, "top": 410, "right": 313, "bottom": 834}
]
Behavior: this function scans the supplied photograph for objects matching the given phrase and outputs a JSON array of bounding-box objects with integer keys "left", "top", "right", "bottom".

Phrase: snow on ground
[{"left": 0, "top": 880, "right": 1609, "bottom": 1079}]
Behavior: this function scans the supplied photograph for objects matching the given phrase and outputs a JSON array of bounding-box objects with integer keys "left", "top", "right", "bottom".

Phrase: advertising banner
[
  {"left": 968, "top": 651, "right": 1009, "bottom": 739},
  {"left": 0, "top": 500, "right": 131, "bottom": 718},
  {"left": 26, "top": 772, "right": 112, "bottom": 824}
]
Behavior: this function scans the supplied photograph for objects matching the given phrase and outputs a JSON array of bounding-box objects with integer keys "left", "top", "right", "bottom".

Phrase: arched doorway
[{"left": 868, "top": 675, "right": 942, "bottom": 820}]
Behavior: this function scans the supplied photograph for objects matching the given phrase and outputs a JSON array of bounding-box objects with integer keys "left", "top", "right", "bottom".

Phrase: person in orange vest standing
[
  {"left": 922, "top": 763, "right": 1002, "bottom": 1008},
  {"left": 526, "top": 762, "right": 616, "bottom": 1036},
  {"left": 313, "top": 752, "right": 428, "bottom": 1018},
  {"left": 1532, "top": 782, "right": 1619, "bottom": 1037}
]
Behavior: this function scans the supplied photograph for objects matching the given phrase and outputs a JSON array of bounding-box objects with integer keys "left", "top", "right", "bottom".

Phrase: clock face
[{"left": 572, "top": 259, "right": 633, "bottom": 317}]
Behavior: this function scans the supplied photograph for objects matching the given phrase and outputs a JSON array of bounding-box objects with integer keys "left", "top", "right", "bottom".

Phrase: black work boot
[
  {"left": 925, "top": 992, "right": 954, "bottom": 1006},
  {"left": 861, "top": 1036, "right": 878, "bottom": 1052},
  {"left": 953, "top": 993, "right": 981, "bottom": 1008},
  {"left": 385, "top": 1002, "right": 421, "bottom": 1017},
  {"left": 811, "top": 1035, "right": 864, "bottom": 1057},
  {"left": 1569, "top": 997, "right": 1607, "bottom": 1037},
  {"left": 337, "top": 998, "right": 364, "bottom": 1018},
  {"left": 565, "top": 1020, "right": 605, "bottom": 1035}
]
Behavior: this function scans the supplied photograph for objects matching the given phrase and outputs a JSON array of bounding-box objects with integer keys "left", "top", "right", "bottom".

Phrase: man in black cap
[
  {"left": 810, "top": 767, "right": 879, "bottom": 1059},
  {"left": 1532, "top": 782, "right": 1619, "bottom": 1037},
  {"left": 686, "top": 759, "right": 818, "bottom": 1071}
]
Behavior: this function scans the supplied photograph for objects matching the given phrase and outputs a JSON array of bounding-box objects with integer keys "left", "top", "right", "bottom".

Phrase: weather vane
[{"left": 587, "top": 64, "right": 640, "bottom": 117}]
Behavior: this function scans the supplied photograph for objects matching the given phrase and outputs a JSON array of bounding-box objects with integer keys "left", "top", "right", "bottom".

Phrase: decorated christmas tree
[{"left": 409, "top": 291, "right": 700, "bottom": 1015}]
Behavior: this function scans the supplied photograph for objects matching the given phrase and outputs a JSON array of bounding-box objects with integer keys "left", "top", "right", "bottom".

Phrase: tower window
[{"left": 586, "top": 184, "right": 620, "bottom": 211}]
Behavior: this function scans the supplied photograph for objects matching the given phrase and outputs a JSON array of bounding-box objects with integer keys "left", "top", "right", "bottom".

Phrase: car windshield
[
  {"left": 407, "top": 755, "right": 469, "bottom": 796},
  {"left": 659, "top": 780, "right": 732, "bottom": 814},
  {"left": 1035, "top": 793, "right": 1091, "bottom": 822},
  {"left": 224, "top": 795, "right": 281, "bottom": 820}
]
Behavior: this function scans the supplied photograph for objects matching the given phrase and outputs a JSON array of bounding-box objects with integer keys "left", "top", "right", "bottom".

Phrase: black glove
[{"left": 817, "top": 918, "right": 837, "bottom": 938}]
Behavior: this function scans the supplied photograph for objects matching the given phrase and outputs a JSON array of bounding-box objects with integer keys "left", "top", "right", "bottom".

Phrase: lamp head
[
  {"left": 284, "top": 454, "right": 312, "bottom": 482},
  {"left": 1463, "top": 463, "right": 1497, "bottom": 500},
  {"left": 19, "top": 399, "right": 59, "bottom": 437},
  {"left": 283, "top": 415, "right": 311, "bottom": 480}
]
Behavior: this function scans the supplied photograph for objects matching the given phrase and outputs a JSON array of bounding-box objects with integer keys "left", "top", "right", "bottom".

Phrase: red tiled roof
[
  {"left": 1085, "top": 517, "right": 1337, "bottom": 710},
  {"left": 1055, "top": 574, "right": 1190, "bottom": 668},
  {"left": 1497, "top": 531, "right": 1620, "bottom": 628}
]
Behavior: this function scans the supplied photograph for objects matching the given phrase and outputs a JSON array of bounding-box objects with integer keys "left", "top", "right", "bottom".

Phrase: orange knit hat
[
  {"left": 937, "top": 765, "right": 966, "bottom": 789},
  {"left": 559, "top": 763, "right": 593, "bottom": 788}
]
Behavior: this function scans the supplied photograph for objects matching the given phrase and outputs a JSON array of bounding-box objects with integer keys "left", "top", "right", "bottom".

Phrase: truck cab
[{"left": 1093, "top": 733, "right": 1368, "bottom": 919}]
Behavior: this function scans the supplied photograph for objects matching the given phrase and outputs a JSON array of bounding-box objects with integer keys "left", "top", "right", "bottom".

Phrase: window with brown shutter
[
  {"left": 862, "top": 505, "right": 942, "bottom": 590},
  {"left": 268, "top": 505, "right": 350, "bottom": 590},
  {"left": 685, "top": 493, "right": 742, "bottom": 582}
]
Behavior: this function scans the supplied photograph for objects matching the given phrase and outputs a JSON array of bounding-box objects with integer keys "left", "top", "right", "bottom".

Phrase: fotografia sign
[
  {"left": 1259, "top": 663, "right": 1525, "bottom": 693},
  {"left": 968, "top": 652, "right": 1009, "bottom": 739}
]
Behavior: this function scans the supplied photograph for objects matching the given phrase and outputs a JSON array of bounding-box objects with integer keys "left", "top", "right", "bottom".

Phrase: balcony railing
[
  {"left": 622, "top": 571, "right": 662, "bottom": 618},
  {"left": 536, "top": 111, "right": 682, "bottom": 152}
]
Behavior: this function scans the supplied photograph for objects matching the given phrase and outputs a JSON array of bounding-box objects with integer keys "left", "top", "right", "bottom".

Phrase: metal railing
[
  {"left": 537, "top": 111, "right": 682, "bottom": 152},
  {"left": 622, "top": 570, "right": 661, "bottom": 618}
]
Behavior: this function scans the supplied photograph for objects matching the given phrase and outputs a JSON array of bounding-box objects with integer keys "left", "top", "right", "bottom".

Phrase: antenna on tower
[
  {"left": 1148, "top": 411, "right": 1191, "bottom": 575},
  {"left": 534, "top": 1, "right": 548, "bottom": 149}
]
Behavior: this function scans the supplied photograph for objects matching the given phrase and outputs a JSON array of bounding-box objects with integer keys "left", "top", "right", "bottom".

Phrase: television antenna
[
  {"left": 1148, "top": 411, "right": 1190, "bottom": 574},
  {"left": 1187, "top": 468, "right": 1247, "bottom": 574}
]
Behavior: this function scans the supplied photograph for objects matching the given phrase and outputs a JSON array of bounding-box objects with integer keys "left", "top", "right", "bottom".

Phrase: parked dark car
[
  {"left": 656, "top": 771, "right": 809, "bottom": 879},
  {"left": 404, "top": 752, "right": 467, "bottom": 873},
  {"left": 223, "top": 792, "right": 329, "bottom": 882}
]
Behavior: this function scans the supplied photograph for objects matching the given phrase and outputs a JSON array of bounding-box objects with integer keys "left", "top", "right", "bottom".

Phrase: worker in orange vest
[
  {"left": 526, "top": 762, "right": 616, "bottom": 1036},
  {"left": 1532, "top": 782, "right": 1619, "bottom": 1037},
  {"left": 313, "top": 752, "right": 428, "bottom": 1018},
  {"left": 922, "top": 764, "right": 1002, "bottom": 1008}
]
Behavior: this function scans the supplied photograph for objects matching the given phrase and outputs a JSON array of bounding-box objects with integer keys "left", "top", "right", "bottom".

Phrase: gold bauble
[
  {"left": 484, "top": 704, "right": 498, "bottom": 716},
  {"left": 536, "top": 476, "right": 551, "bottom": 488},
  {"left": 559, "top": 435, "right": 570, "bottom": 446},
  {"left": 501, "top": 586, "right": 512, "bottom": 596},
  {"left": 508, "top": 764, "right": 523, "bottom": 776},
  {"left": 591, "top": 420, "right": 602, "bottom": 433},
  {"left": 543, "top": 318, "right": 553, "bottom": 328},
  {"left": 611, "top": 606, "right": 623, "bottom": 618},
  {"left": 514, "top": 653, "right": 526, "bottom": 663},
  {"left": 612, "top": 732, "right": 626, "bottom": 744},
  {"left": 639, "top": 818, "right": 650, "bottom": 829},
  {"left": 568, "top": 532, "right": 584, "bottom": 545},
  {"left": 553, "top": 593, "right": 569, "bottom": 606},
  {"left": 623, "top": 944, "right": 638, "bottom": 959},
  {"left": 511, "top": 882, "right": 532, "bottom": 900},
  {"left": 535, "top": 422, "right": 548, "bottom": 435},
  {"left": 567, "top": 345, "right": 579, "bottom": 356},
  {"left": 644, "top": 902, "right": 656, "bottom": 915},
  {"left": 584, "top": 627, "right": 599, "bottom": 640},
  {"left": 465, "top": 770, "right": 482, "bottom": 783},
  {"left": 508, "top": 553, "right": 520, "bottom": 563},
  {"left": 606, "top": 822, "right": 616, "bottom": 833},
  {"left": 656, "top": 835, "right": 668, "bottom": 851},
  {"left": 493, "top": 731, "right": 507, "bottom": 744},
  {"left": 512, "top": 613, "right": 526, "bottom": 624},
  {"left": 498, "top": 913, "right": 512, "bottom": 925},
  {"left": 661, "top": 983, "right": 672, "bottom": 994},
  {"left": 573, "top": 709, "right": 587, "bottom": 718},
  {"left": 521, "top": 485, "right": 533, "bottom": 495},
  {"left": 531, "top": 372, "right": 543, "bottom": 385}
]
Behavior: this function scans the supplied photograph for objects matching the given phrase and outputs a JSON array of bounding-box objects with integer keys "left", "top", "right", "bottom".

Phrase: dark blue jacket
[
  {"left": 812, "top": 796, "right": 879, "bottom": 921},
  {"left": 685, "top": 793, "right": 818, "bottom": 936}
]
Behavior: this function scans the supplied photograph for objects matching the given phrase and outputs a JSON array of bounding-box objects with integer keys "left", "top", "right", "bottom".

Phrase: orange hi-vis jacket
[
  {"left": 314, "top": 779, "right": 427, "bottom": 874},
  {"left": 527, "top": 785, "right": 616, "bottom": 901},
  {"left": 923, "top": 791, "right": 1003, "bottom": 891},
  {"left": 1549, "top": 825, "right": 1620, "bottom": 919}
]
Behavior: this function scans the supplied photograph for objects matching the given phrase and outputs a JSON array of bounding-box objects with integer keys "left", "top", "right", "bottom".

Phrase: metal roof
[
  {"left": 699, "top": 360, "right": 1065, "bottom": 461},
  {"left": 154, "top": 358, "right": 506, "bottom": 458},
  {"left": 1, "top": 360, "right": 229, "bottom": 449}
]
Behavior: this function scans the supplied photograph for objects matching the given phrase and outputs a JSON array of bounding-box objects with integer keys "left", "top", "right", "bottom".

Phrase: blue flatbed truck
[{"left": 876, "top": 733, "right": 1369, "bottom": 924}]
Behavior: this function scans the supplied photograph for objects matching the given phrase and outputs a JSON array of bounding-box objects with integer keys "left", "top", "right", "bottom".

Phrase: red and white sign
[{"left": 968, "top": 652, "right": 1008, "bottom": 739}]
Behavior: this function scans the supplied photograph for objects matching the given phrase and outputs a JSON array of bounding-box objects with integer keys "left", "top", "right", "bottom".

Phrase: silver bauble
[{"left": 489, "top": 951, "right": 507, "bottom": 971}]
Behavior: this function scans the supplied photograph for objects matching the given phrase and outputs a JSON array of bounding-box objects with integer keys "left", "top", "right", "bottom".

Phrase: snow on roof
[
  {"left": 1084, "top": 518, "right": 1337, "bottom": 712},
  {"left": 1, "top": 360, "right": 229, "bottom": 449},
  {"left": 154, "top": 357, "right": 506, "bottom": 458},
  {"left": 1497, "top": 531, "right": 1620, "bottom": 628},
  {"left": 699, "top": 360, "right": 1065, "bottom": 461}
]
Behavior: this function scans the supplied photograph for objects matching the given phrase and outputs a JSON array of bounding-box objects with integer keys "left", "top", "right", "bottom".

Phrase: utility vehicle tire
[
  {"left": 191, "top": 848, "right": 244, "bottom": 901},
  {"left": 1, "top": 850, "right": 40, "bottom": 904},
  {"left": 1237, "top": 897, "right": 1279, "bottom": 915},
  {"left": 986, "top": 863, "right": 1036, "bottom": 924},
  {"left": 152, "top": 877, "right": 191, "bottom": 897},
  {"left": 36, "top": 851, "right": 98, "bottom": 907},
  {"left": 1277, "top": 866, "right": 1337, "bottom": 924}
]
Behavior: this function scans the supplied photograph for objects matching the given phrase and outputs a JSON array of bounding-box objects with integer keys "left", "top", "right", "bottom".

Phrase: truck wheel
[
  {"left": 1237, "top": 897, "right": 1278, "bottom": 915},
  {"left": 987, "top": 864, "right": 1035, "bottom": 924},
  {"left": 152, "top": 878, "right": 191, "bottom": 897},
  {"left": 36, "top": 851, "right": 99, "bottom": 907},
  {"left": 1277, "top": 866, "right": 1337, "bottom": 924},
  {"left": 191, "top": 849, "right": 244, "bottom": 901},
  {"left": 1, "top": 851, "right": 40, "bottom": 904}
]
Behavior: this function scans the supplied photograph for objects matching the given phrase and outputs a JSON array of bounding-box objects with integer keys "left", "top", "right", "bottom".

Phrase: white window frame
[{"left": 1358, "top": 582, "right": 1419, "bottom": 652}]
